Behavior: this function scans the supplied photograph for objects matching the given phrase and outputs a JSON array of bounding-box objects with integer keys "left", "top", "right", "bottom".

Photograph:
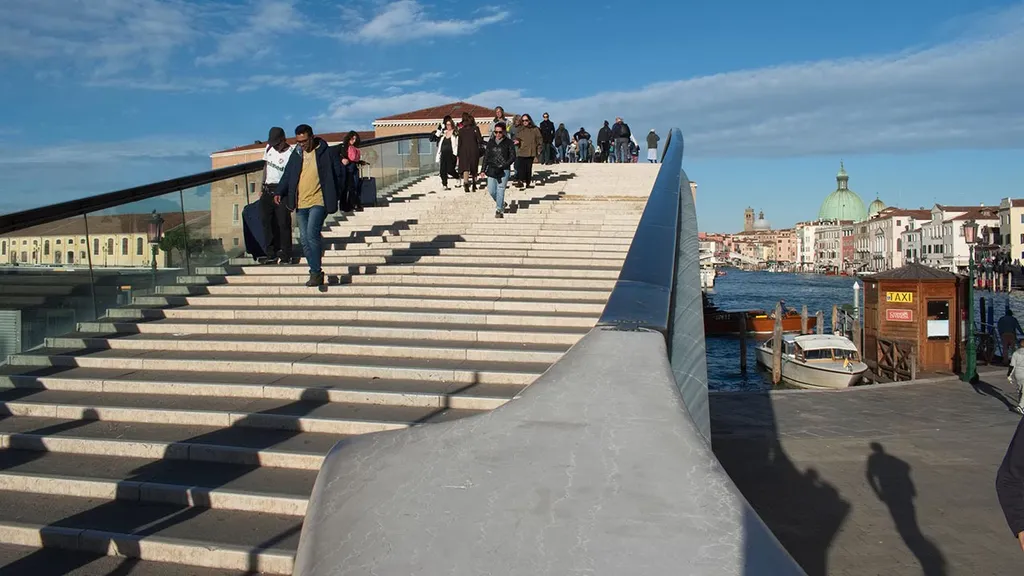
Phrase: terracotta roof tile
[
  {"left": 949, "top": 207, "right": 1000, "bottom": 221},
  {"left": 375, "top": 101, "right": 496, "bottom": 122}
]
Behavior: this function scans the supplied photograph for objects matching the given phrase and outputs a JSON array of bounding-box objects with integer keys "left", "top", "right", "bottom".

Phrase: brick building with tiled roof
[{"left": 372, "top": 101, "right": 500, "bottom": 138}]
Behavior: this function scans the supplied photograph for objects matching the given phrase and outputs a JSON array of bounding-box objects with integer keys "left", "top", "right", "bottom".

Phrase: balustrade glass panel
[{"left": 0, "top": 214, "right": 97, "bottom": 357}]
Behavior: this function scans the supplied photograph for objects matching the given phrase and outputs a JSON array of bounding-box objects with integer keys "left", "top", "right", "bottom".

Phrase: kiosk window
[{"left": 926, "top": 300, "right": 950, "bottom": 340}]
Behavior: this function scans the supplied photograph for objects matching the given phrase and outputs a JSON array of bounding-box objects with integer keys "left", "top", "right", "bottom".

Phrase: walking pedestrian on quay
[
  {"left": 999, "top": 309, "right": 1024, "bottom": 365},
  {"left": 1009, "top": 338, "right": 1024, "bottom": 415}
]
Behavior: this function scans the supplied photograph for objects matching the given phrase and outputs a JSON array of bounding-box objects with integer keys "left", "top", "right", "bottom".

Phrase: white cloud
[
  {"left": 0, "top": 136, "right": 221, "bottom": 165},
  {"left": 323, "top": 4, "right": 1024, "bottom": 157},
  {"left": 196, "top": 0, "right": 305, "bottom": 66},
  {"left": 0, "top": 0, "right": 197, "bottom": 76},
  {"left": 348, "top": 1, "right": 507, "bottom": 43}
]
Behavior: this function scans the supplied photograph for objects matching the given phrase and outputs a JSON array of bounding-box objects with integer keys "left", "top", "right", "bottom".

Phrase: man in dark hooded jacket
[
  {"left": 597, "top": 121, "right": 612, "bottom": 163},
  {"left": 274, "top": 124, "right": 344, "bottom": 287}
]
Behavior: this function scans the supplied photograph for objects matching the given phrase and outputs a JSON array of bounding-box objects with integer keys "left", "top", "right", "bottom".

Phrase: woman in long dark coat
[{"left": 456, "top": 112, "right": 483, "bottom": 192}]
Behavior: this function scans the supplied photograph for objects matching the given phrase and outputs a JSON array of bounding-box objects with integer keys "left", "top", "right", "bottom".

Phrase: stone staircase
[{"left": 0, "top": 164, "right": 655, "bottom": 573}]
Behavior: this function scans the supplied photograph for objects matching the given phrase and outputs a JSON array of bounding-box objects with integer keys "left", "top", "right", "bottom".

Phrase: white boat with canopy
[{"left": 755, "top": 334, "right": 867, "bottom": 389}]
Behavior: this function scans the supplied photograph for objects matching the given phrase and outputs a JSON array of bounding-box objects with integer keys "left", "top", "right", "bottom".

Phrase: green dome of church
[
  {"left": 818, "top": 161, "right": 867, "bottom": 222},
  {"left": 868, "top": 197, "right": 887, "bottom": 218}
]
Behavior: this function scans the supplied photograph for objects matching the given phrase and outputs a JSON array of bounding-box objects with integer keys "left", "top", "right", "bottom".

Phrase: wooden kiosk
[{"left": 863, "top": 264, "right": 966, "bottom": 379}]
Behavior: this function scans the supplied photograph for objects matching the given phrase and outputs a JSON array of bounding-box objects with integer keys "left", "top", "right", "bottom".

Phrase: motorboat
[
  {"left": 703, "top": 295, "right": 816, "bottom": 336},
  {"left": 755, "top": 334, "right": 867, "bottom": 389}
]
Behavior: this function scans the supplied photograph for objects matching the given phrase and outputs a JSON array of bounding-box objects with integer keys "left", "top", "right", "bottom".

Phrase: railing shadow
[{"left": 710, "top": 391, "right": 850, "bottom": 576}]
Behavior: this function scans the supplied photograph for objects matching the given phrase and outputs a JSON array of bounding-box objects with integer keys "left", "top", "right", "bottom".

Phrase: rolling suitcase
[
  {"left": 359, "top": 177, "right": 378, "bottom": 207},
  {"left": 242, "top": 201, "right": 269, "bottom": 260}
]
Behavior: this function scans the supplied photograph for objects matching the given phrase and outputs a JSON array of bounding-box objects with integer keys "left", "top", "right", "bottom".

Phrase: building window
[
  {"left": 80, "top": 251, "right": 86, "bottom": 262},
  {"left": 397, "top": 140, "right": 410, "bottom": 156},
  {"left": 233, "top": 237, "right": 240, "bottom": 247},
  {"left": 44, "top": 240, "right": 50, "bottom": 256},
  {"left": 235, "top": 183, "right": 239, "bottom": 195},
  {"left": 121, "top": 238, "right": 129, "bottom": 255},
  {"left": 56, "top": 239, "right": 61, "bottom": 245},
  {"left": 67, "top": 251, "right": 74, "bottom": 264},
  {"left": 93, "top": 238, "right": 99, "bottom": 255},
  {"left": 21, "top": 251, "right": 27, "bottom": 262},
  {"left": 232, "top": 204, "right": 240, "bottom": 224},
  {"left": 67, "top": 238, "right": 73, "bottom": 245},
  {"left": 249, "top": 182, "right": 256, "bottom": 196},
  {"left": 54, "top": 251, "right": 61, "bottom": 264},
  {"left": 1020, "top": 214, "right": 1023, "bottom": 224},
  {"left": 136, "top": 237, "right": 144, "bottom": 256}
]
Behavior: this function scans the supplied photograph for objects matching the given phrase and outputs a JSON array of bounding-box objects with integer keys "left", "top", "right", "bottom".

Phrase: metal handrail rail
[
  {"left": 596, "top": 127, "right": 686, "bottom": 335},
  {"left": 0, "top": 132, "right": 433, "bottom": 236}
]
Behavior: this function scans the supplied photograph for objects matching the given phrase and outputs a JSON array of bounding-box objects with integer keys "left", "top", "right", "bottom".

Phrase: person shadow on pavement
[{"left": 866, "top": 442, "right": 948, "bottom": 576}]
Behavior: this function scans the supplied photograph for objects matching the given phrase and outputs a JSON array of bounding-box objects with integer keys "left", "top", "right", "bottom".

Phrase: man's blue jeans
[
  {"left": 487, "top": 170, "right": 510, "bottom": 212},
  {"left": 556, "top": 145, "right": 567, "bottom": 162},
  {"left": 296, "top": 205, "right": 327, "bottom": 275},
  {"left": 615, "top": 138, "right": 631, "bottom": 163},
  {"left": 578, "top": 139, "right": 590, "bottom": 162}
]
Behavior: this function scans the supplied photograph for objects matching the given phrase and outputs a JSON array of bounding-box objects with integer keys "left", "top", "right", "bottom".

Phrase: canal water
[{"left": 705, "top": 269, "right": 1024, "bottom": 392}]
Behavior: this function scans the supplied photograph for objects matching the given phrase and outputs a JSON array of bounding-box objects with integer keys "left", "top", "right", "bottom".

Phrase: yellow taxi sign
[{"left": 885, "top": 291, "right": 914, "bottom": 303}]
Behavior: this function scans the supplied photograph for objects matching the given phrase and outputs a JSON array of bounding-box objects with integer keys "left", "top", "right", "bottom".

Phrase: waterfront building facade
[{"left": 999, "top": 198, "right": 1024, "bottom": 260}]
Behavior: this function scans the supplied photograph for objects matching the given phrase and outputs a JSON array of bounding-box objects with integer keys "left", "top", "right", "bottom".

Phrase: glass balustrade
[{"left": 0, "top": 134, "right": 431, "bottom": 359}]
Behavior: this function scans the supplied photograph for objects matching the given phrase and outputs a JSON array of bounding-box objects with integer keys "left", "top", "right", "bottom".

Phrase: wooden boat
[
  {"left": 755, "top": 334, "right": 867, "bottom": 389},
  {"left": 702, "top": 295, "right": 816, "bottom": 336}
]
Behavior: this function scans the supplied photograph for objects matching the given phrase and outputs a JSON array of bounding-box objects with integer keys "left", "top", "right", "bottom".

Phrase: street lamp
[
  {"left": 147, "top": 210, "right": 164, "bottom": 289},
  {"left": 962, "top": 219, "right": 979, "bottom": 383}
]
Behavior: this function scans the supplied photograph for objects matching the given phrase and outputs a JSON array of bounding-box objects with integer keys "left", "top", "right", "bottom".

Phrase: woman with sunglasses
[{"left": 512, "top": 114, "right": 543, "bottom": 189}]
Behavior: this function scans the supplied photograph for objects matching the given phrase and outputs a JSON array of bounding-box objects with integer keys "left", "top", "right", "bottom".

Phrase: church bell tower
[{"left": 744, "top": 207, "right": 755, "bottom": 233}]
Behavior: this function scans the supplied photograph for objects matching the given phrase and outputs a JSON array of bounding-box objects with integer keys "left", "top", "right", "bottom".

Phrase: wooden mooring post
[
  {"left": 853, "top": 315, "right": 862, "bottom": 355},
  {"left": 832, "top": 304, "right": 839, "bottom": 334},
  {"left": 772, "top": 302, "right": 783, "bottom": 385},
  {"left": 801, "top": 304, "right": 809, "bottom": 335},
  {"left": 738, "top": 314, "right": 748, "bottom": 373},
  {"left": 816, "top": 310, "right": 824, "bottom": 335}
]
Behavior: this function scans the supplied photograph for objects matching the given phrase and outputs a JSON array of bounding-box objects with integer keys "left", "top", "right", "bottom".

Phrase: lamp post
[
  {"left": 962, "top": 219, "right": 979, "bottom": 383},
  {"left": 147, "top": 210, "right": 164, "bottom": 289}
]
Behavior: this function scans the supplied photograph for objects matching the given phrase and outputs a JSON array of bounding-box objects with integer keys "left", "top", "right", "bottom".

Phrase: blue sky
[{"left": 0, "top": 0, "right": 1022, "bottom": 232}]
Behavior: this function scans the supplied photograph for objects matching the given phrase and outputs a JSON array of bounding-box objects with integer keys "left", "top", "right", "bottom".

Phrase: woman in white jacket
[{"left": 433, "top": 115, "right": 459, "bottom": 189}]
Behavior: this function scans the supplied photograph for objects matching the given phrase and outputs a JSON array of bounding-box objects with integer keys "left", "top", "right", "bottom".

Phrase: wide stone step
[
  {"left": 0, "top": 449, "right": 315, "bottom": 515},
  {"left": 0, "top": 543, "right": 253, "bottom": 576},
  {"left": 45, "top": 332, "right": 568, "bottom": 364},
  {"left": 321, "top": 226, "right": 638, "bottom": 238},
  {"left": 160, "top": 283, "right": 612, "bottom": 302},
  {"left": 198, "top": 264, "right": 621, "bottom": 279},
  {"left": 228, "top": 248, "right": 628, "bottom": 264},
  {"left": 0, "top": 366, "right": 524, "bottom": 409},
  {"left": 0, "top": 491, "right": 298, "bottom": 573},
  {"left": 78, "top": 318, "right": 589, "bottom": 345},
  {"left": 131, "top": 294, "right": 605, "bottom": 315},
  {"left": 0, "top": 387, "right": 487, "bottom": 434},
  {"left": 106, "top": 306, "right": 598, "bottom": 328},
  {"left": 357, "top": 233, "right": 633, "bottom": 245},
  {"left": 0, "top": 415, "right": 340, "bottom": 470},
  {"left": 185, "top": 273, "right": 618, "bottom": 290},
  {"left": 7, "top": 348, "right": 549, "bottom": 385},
  {"left": 328, "top": 241, "right": 630, "bottom": 253}
]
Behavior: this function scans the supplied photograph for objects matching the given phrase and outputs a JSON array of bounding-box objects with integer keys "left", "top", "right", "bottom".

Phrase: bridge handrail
[
  {"left": 292, "top": 128, "right": 807, "bottom": 576},
  {"left": 0, "top": 132, "right": 432, "bottom": 236}
]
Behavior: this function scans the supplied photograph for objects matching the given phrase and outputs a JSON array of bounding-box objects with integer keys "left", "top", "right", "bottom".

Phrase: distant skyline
[{"left": 0, "top": 0, "right": 1022, "bottom": 231}]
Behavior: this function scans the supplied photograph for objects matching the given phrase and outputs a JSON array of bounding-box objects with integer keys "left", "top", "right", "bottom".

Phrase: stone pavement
[{"left": 711, "top": 367, "right": 1021, "bottom": 576}]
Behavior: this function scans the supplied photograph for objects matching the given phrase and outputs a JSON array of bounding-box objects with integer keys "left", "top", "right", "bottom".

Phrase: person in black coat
[
  {"left": 538, "top": 113, "right": 556, "bottom": 165},
  {"left": 997, "top": 417, "right": 1024, "bottom": 552}
]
